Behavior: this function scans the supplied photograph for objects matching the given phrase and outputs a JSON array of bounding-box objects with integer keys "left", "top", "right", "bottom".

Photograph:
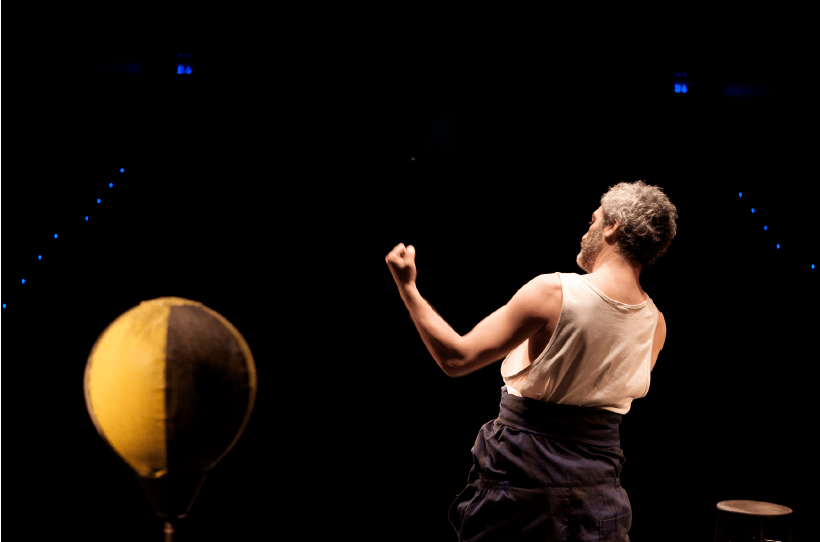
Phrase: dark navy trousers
[{"left": 448, "top": 386, "right": 632, "bottom": 541}]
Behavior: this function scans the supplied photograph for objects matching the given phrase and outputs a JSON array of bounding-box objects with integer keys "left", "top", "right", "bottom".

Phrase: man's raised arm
[{"left": 385, "top": 243, "right": 553, "bottom": 377}]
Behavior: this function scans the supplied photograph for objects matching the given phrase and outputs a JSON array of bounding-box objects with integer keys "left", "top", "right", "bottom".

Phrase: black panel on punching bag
[{"left": 165, "top": 304, "right": 254, "bottom": 475}]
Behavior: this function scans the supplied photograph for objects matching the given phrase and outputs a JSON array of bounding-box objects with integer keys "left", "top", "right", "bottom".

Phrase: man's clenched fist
[{"left": 386, "top": 243, "right": 417, "bottom": 287}]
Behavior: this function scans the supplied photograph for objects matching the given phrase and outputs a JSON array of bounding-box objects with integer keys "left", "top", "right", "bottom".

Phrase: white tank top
[{"left": 501, "top": 272, "right": 658, "bottom": 415}]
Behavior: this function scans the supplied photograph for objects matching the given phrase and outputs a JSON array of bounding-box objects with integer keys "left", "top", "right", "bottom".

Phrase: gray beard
[{"left": 576, "top": 227, "right": 604, "bottom": 274}]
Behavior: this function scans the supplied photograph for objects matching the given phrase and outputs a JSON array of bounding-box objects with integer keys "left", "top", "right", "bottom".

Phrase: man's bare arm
[
  {"left": 386, "top": 243, "right": 554, "bottom": 377},
  {"left": 396, "top": 282, "right": 466, "bottom": 373}
]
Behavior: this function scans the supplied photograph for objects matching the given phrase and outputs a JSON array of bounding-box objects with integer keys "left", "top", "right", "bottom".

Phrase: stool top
[{"left": 717, "top": 500, "right": 793, "bottom": 517}]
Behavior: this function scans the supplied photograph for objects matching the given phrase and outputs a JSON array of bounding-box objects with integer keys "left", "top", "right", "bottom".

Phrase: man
[{"left": 386, "top": 180, "right": 677, "bottom": 541}]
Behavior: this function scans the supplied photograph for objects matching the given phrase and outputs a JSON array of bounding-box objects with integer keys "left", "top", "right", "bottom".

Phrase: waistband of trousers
[{"left": 496, "top": 385, "right": 622, "bottom": 447}]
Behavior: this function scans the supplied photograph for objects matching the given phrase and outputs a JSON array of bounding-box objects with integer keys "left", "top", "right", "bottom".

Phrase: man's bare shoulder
[
  {"left": 520, "top": 274, "right": 563, "bottom": 333},
  {"left": 518, "top": 274, "right": 562, "bottom": 310},
  {"left": 531, "top": 273, "right": 562, "bottom": 291}
]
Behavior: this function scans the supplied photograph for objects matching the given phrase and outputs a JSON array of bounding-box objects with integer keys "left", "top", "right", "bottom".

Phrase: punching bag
[{"left": 84, "top": 297, "right": 257, "bottom": 536}]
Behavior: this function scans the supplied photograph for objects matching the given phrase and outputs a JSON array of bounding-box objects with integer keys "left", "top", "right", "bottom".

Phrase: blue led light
[
  {"left": 177, "top": 65, "right": 185, "bottom": 74},
  {"left": 751, "top": 208, "right": 755, "bottom": 213},
  {"left": 120, "top": 168, "right": 124, "bottom": 173},
  {"left": 813, "top": 264, "right": 816, "bottom": 269},
  {"left": 22, "top": 279, "right": 26, "bottom": 284},
  {"left": 185, "top": 66, "right": 192, "bottom": 74},
  {"left": 681, "top": 85, "right": 688, "bottom": 93},
  {"left": 85, "top": 216, "right": 89, "bottom": 221},
  {"left": 54, "top": 234, "right": 58, "bottom": 239},
  {"left": 674, "top": 84, "right": 681, "bottom": 93},
  {"left": 2, "top": 303, "right": 5, "bottom": 309},
  {"left": 109, "top": 183, "right": 113, "bottom": 188},
  {"left": 38, "top": 255, "right": 42, "bottom": 260},
  {"left": 776, "top": 244, "right": 781, "bottom": 249},
  {"left": 97, "top": 199, "right": 101, "bottom": 204},
  {"left": 764, "top": 225, "right": 767, "bottom": 231},
  {"left": 739, "top": 192, "right": 743, "bottom": 197}
]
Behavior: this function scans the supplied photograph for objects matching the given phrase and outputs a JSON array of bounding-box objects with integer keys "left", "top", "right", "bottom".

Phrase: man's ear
[{"left": 604, "top": 221, "right": 620, "bottom": 242}]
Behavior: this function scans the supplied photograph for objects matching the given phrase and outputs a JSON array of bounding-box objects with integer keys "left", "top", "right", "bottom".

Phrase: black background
[{"left": 2, "top": 18, "right": 818, "bottom": 542}]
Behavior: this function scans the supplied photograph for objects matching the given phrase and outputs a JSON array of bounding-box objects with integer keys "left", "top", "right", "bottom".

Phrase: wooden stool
[{"left": 713, "top": 500, "right": 793, "bottom": 542}]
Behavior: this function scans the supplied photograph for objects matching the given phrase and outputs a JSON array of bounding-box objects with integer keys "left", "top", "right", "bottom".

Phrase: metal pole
[{"left": 164, "top": 520, "right": 175, "bottom": 542}]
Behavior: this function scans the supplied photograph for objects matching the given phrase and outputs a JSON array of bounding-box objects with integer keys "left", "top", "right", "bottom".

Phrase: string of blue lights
[
  {"left": 739, "top": 191, "right": 815, "bottom": 270},
  {"left": 2, "top": 54, "right": 197, "bottom": 311},
  {"left": 2, "top": 167, "right": 127, "bottom": 310}
]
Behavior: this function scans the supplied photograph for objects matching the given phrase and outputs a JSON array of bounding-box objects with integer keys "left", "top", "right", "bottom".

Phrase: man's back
[
  {"left": 581, "top": 270, "right": 666, "bottom": 371},
  {"left": 501, "top": 272, "right": 664, "bottom": 414}
]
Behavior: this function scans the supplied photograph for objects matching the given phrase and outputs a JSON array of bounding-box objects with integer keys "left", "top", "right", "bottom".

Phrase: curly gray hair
[{"left": 600, "top": 180, "right": 678, "bottom": 268}]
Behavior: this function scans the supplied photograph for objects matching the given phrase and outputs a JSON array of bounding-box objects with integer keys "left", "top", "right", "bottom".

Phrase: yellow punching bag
[{"left": 84, "top": 297, "right": 257, "bottom": 533}]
